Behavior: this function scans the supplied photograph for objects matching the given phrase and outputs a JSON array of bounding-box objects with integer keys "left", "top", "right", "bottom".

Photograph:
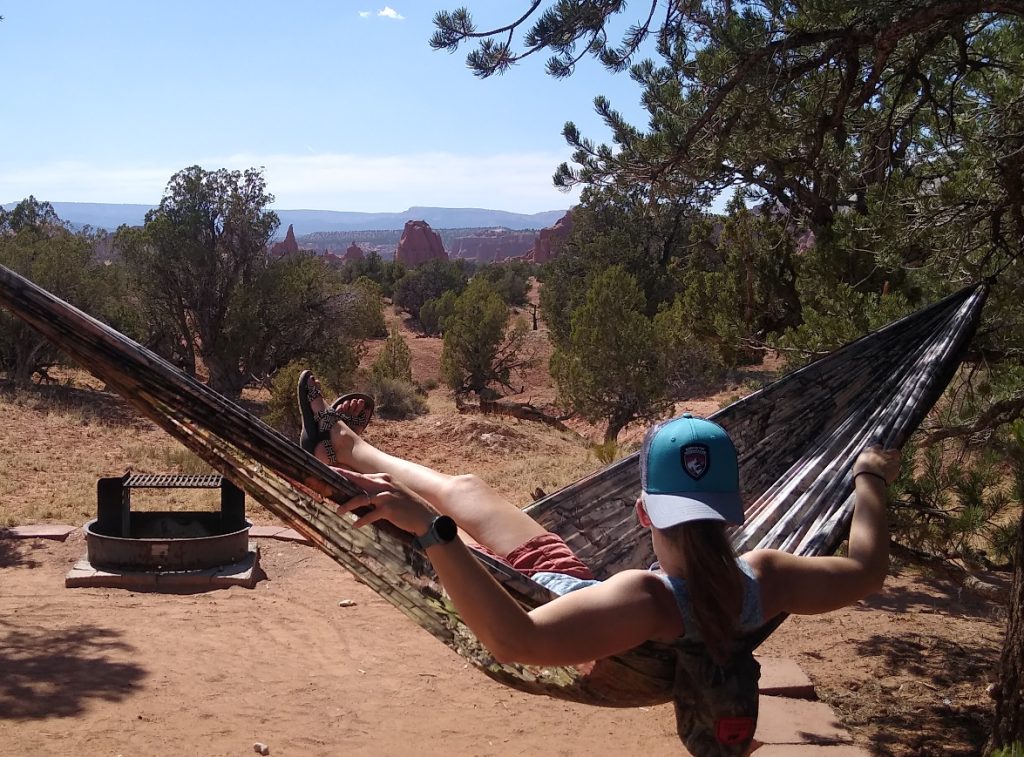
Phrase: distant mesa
[
  {"left": 343, "top": 241, "right": 365, "bottom": 262},
  {"left": 523, "top": 210, "right": 573, "bottom": 264},
  {"left": 270, "top": 224, "right": 299, "bottom": 256},
  {"left": 12, "top": 202, "right": 570, "bottom": 235},
  {"left": 448, "top": 228, "right": 537, "bottom": 263},
  {"left": 395, "top": 220, "right": 448, "bottom": 267}
]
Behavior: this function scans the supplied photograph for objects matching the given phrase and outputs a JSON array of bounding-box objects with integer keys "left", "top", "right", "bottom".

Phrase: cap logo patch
[{"left": 681, "top": 444, "right": 709, "bottom": 480}]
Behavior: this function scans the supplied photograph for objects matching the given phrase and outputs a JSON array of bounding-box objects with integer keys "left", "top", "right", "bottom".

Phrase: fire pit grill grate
[{"left": 123, "top": 473, "right": 225, "bottom": 489}]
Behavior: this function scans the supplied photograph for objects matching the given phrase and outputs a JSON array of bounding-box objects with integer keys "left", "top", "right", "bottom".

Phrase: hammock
[{"left": 0, "top": 264, "right": 986, "bottom": 707}]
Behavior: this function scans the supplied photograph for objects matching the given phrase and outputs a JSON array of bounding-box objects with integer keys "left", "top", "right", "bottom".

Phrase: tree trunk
[
  {"left": 205, "top": 356, "right": 245, "bottom": 400},
  {"left": 457, "top": 394, "right": 580, "bottom": 436},
  {"left": 604, "top": 421, "right": 625, "bottom": 444},
  {"left": 988, "top": 509, "right": 1024, "bottom": 752},
  {"left": 743, "top": 249, "right": 754, "bottom": 328},
  {"left": 11, "top": 338, "right": 45, "bottom": 385},
  {"left": 10, "top": 359, "right": 34, "bottom": 386}
]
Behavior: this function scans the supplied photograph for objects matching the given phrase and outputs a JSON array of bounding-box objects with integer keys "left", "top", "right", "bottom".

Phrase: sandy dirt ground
[
  {"left": 0, "top": 531, "right": 1007, "bottom": 757},
  {"left": 1, "top": 533, "right": 685, "bottom": 757}
]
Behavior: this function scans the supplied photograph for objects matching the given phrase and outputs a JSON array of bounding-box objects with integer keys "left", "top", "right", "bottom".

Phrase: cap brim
[{"left": 642, "top": 491, "right": 745, "bottom": 528}]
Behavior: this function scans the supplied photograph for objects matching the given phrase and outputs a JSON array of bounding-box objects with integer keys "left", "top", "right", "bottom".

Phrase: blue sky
[{"left": 0, "top": 1, "right": 652, "bottom": 214}]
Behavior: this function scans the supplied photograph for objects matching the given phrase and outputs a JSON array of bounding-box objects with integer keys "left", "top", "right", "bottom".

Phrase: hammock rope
[{"left": 0, "top": 264, "right": 986, "bottom": 707}]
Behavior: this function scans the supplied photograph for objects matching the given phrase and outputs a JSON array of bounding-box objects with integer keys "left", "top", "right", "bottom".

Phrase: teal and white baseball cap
[{"left": 640, "top": 413, "right": 744, "bottom": 528}]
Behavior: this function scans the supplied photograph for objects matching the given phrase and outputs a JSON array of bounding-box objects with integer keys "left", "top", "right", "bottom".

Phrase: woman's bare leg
[{"left": 307, "top": 379, "right": 546, "bottom": 555}]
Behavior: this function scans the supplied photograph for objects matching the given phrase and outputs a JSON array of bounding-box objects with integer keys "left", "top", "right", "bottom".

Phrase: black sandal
[
  {"left": 330, "top": 393, "right": 375, "bottom": 435},
  {"left": 297, "top": 370, "right": 343, "bottom": 465}
]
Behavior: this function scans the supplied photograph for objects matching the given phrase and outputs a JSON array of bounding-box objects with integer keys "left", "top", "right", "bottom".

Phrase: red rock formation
[
  {"left": 343, "top": 241, "right": 365, "bottom": 262},
  {"left": 524, "top": 210, "right": 573, "bottom": 264},
  {"left": 269, "top": 224, "right": 299, "bottom": 257},
  {"left": 394, "top": 220, "right": 447, "bottom": 267},
  {"left": 449, "top": 229, "right": 538, "bottom": 263}
]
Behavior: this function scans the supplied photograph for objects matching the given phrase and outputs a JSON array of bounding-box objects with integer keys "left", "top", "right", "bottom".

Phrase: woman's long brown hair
[{"left": 662, "top": 520, "right": 743, "bottom": 663}]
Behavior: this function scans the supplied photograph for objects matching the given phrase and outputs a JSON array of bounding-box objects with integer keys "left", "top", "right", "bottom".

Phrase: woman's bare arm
[
  {"left": 335, "top": 470, "right": 677, "bottom": 666},
  {"left": 745, "top": 447, "right": 900, "bottom": 619}
]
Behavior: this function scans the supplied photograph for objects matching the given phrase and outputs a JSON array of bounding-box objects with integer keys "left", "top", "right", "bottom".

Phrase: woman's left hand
[{"left": 331, "top": 468, "right": 436, "bottom": 536}]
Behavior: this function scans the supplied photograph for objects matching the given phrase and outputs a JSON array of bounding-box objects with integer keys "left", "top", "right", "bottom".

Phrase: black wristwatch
[{"left": 413, "top": 515, "right": 458, "bottom": 550}]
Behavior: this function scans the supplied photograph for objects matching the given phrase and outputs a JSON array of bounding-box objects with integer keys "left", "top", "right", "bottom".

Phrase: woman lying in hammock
[{"left": 299, "top": 371, "right": 900, "bottom": 669}]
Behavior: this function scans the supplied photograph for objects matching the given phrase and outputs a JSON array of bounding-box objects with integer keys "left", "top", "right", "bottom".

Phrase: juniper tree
[
  {"left": 441, "top": 277, "right": 531, "bottom": 397},
  {"left": 0, "top": 199, "right": 104, "bottom": 384},
  {"left": 117, "top": 166, "right": 366, "bottom": 399},
  {"left": 550, "top": 265, "right": 672, "bottom": 442},
  {"left": 372, "top": 327, "right": 414, "bottom": 384},
  {"left": 435, "top": 3, "right": 1024, "bottom": 385},
  {"left": 419, "top": 290, "right": 458, "bottom": 336},
  {"left": 393, "top": 259, "right": 471, "bottom": 323}
]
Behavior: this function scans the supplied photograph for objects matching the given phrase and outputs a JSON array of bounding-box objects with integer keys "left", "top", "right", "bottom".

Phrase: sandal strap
[
  {"left": 316, "top": 407, "right": 342, "bottom": 433},
  {"left": 346, "top": 409, "right": 371, "bottom": 428},
  {"left": 321, "top": 438, "right": 338, "bottom": 465},
  {"left": 315, "top": 408, "right": 341, "bottom": 465},
  {"left": 306, "top": 383, "right": 324, "bottom": 402},
  {"left": 330, "top": 396, "right": 373, "bottom": 431}
]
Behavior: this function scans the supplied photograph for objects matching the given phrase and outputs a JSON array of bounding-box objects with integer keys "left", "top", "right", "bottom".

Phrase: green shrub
[
  {"left": 338, "top": 252, "right": 405, "bottom": 298},
  {"left": 654, "top": 295, "right": 729, "bottom": 395},
  {"left": 371, "top": 328, "right": 413, "bottom": 384},
  {"left": 349, "top": 278, "right": 388, "bottom": 339},
  {"left": 441, "top": 278, "right": 529, "bottom": 396},
  {"left": 551, "top": 266, "right": 671, "bottom": 443},
  {"left": 369, "top": 377, "right": 427, "bottom": 420},
  {"left": 0, "top": 198, "right": 107, "bottom": 384},
  {"left": 420, "top": 290, "right": 458, "bottom": 336},
  {"left": 393, "top": 259, "right": 470, "bottom": 321},
  {"left": 474, "top": 262, "right": 532, "bottom": 306}
]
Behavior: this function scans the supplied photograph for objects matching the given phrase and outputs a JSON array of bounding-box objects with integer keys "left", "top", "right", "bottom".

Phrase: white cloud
[
  {"left": 0, "top": 152, "right": 580, "bottom": 214},
  {"left": 377, "top": 6, "right": 404, "bottom": 20},
  {"left": 0, "top": 161, "right": 174, "bottom": 205},
  {"left": 358, "top": 10, "right": 370, "bottom": 18}
]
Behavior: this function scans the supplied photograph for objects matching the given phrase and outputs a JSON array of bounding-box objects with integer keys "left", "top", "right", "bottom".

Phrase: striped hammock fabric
[{"left": 0, "top": 264, "right": 986, "bottom": 707}]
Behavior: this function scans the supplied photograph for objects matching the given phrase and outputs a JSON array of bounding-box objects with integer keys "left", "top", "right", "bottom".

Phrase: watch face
[{"left": 435, "top": 515, "right": 458, "bottom": 543}]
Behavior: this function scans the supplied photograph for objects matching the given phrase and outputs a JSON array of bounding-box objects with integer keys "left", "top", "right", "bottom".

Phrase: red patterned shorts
[{"left": 472, "top": 532, "right": 595, "bottom": 580}]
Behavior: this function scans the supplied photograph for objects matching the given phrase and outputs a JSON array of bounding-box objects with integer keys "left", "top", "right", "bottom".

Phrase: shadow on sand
[
  {"left": 834, "top": 575, "right": 1005, "bottom": 755},
  {"left": 0, "top": 379, "right": 149, "bottom": 429},
  {"left": 0, "top": 537, "right": 42, "bottom": 569},
  {"left": 0, "top": 377, "right": 269, "bottom": 429},
  {"left": 856, "top": 569, "right": 1007, "bottom": 623},
  {"left": 0, "top": 619, "right": 147, "bottom": 719},
  {"left": 848, "top": 630, "right": 996, "bottom": 755}
]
